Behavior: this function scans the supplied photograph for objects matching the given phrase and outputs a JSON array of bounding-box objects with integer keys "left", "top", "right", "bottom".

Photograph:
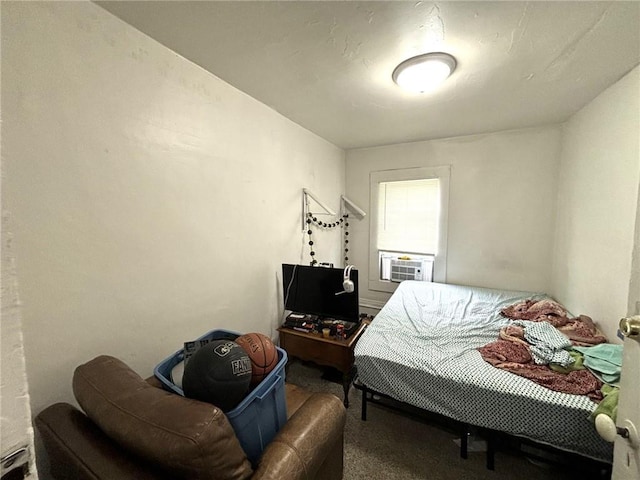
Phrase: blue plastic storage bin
[{"left": 154, "top": 329, "right": 288, "bottom": 466}]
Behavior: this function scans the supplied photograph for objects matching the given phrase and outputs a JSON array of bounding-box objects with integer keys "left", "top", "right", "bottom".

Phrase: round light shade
[{"left": 392, "top": 52, "right": 457, "bottom": 93}]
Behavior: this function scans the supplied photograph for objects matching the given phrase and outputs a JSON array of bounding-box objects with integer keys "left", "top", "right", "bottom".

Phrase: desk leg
[{"left": 342, "top": 366, "right": 355, "bottom": 408}]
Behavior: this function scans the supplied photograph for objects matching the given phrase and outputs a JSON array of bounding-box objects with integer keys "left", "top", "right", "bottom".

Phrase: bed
[{"left": 353, "top": 281, "right": 613, "bottom": 465}]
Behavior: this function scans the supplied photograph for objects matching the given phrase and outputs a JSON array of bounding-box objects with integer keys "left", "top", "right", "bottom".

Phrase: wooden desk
[{"left": 277, "top": 322, "right": 368, "bottom": 407}]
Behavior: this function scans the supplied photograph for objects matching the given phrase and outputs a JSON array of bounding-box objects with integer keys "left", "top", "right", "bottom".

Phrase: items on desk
[
  {"left": 284, "top": 313, "right": 316, "bottom": 332},
  {"left": 292, "top": 323, "right": 315, "bottom": 333},
  {"left": 283, "top": 313, "right": 359, "bottom": 339}
]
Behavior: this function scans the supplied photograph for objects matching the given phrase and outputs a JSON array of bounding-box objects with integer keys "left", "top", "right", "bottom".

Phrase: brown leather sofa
[{"left": 35, "top": 355, "right": 346, "bottom": 480}]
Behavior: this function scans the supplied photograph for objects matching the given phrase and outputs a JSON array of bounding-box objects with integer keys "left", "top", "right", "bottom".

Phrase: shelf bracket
[
  {"left": 303, "top": 188, "right": 336, "bottom": 230},
  {"left": 341, "top": 195, "right": 367, "bottom": 218}
]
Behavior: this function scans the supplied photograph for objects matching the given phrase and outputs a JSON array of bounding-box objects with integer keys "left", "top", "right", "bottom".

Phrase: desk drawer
[{"left": 279, "top": 332, "right": 352, "bottom": 372}]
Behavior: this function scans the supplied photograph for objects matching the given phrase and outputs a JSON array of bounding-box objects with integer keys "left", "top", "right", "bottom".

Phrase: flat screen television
[{"left": 282, "top": 264, "right": 359, "bottom": 322}]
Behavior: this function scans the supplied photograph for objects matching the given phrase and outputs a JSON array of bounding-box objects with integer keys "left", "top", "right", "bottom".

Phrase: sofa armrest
[
  {"left": 252, "top": 393, "right": 346, "bottom": 480},
  {"left": 35, "top": 403, "right": 168, "bottom": 480}
]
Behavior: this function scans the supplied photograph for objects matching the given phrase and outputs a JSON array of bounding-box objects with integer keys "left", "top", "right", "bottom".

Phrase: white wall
[
  {"left": 346, "top": 126, "right": 562, "bottom": 304},
  {"left": 552, "top": 66, "right": 640, "bottom": 342},
  {"left": 1, "top": 214, "right": 38, "bottom": 477},
  {"left": 2, "top": 0, "right": 344, "bottom": 430}
]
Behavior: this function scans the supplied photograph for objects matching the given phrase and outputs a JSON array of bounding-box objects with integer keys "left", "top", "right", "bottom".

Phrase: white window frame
[{"left": 369, "top": 166, "right": 450, "bottom": 293}]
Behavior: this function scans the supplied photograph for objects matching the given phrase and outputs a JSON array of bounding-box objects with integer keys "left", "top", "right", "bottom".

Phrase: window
[{"left": 369, "top": 166, "right": 449, "bottom": 293}]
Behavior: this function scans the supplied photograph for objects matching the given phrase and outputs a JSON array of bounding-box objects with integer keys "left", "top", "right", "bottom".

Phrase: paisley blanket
[
  {"left": 501, "top": 298, "right": 569, "bottom": 326},
  {"left": 501, "top": 299, "right": 607, "bottom": 345},
  {"left": 558, "top": 315, "right": 608, "bottom": 346}
]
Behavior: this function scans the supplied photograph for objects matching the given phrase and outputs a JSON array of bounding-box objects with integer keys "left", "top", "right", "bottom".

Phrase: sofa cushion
[{"left": 73, "top": 355, "right": 253, "bottom": 480}]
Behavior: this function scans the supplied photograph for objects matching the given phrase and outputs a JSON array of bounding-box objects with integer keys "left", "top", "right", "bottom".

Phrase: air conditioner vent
[{"left": 390, "top": 258, "right": 433, "bottom": 283}]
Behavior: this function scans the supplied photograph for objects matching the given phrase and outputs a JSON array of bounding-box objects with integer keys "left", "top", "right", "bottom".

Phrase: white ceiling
[{"left": 96, "top": 1, "right": 640, "bottom": 149}]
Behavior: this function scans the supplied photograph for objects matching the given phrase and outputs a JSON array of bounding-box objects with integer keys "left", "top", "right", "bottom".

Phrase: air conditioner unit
[{"left": 390, "top": 258, "right": 433, "bottom": 283}]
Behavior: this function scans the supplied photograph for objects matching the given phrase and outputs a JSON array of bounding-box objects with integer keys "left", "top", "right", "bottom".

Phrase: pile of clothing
[{"left": 478, "top": 299, "right": 622, "bottom": 405}]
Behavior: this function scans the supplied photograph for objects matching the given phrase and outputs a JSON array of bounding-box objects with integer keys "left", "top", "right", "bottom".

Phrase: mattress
[{"left": 354, "top": 281, "right": 612, "bottom": 462}]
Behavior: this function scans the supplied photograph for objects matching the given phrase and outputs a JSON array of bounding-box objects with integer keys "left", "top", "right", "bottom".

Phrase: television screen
[{"left": 282, "top": 264, "right": 359, "bottom": 322}]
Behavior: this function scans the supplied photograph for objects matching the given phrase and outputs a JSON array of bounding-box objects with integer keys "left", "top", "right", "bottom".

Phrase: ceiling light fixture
[{"left": 392, "top": 52, "right": 457, "bottom": 93}]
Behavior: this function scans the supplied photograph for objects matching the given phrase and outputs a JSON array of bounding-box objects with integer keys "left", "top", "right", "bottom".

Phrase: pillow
[{"left": 73, "top": 355, "right": 252, "bottom": 480}]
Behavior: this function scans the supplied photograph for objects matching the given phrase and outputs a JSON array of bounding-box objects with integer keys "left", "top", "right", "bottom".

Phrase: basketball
[
  {"left": 235, "top": 332, "right": 278, "bottom": 386},
  {"left": 182, "top": 340, "right": 252, "bottom": 412}
]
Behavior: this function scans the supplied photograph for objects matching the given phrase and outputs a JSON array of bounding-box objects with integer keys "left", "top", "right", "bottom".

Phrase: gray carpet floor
[{"left": 286, "top": 361, "right": 610, "bottom": 480}]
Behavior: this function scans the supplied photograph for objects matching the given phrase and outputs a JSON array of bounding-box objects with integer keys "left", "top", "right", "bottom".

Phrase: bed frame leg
[
  {"left": 361, "top": 387, "right": 368, "bottom": 421},
  {"left": 486, "top": 434, "right": 495, "bottom": 470},
  {"left": 460, "top": 424, "right": 470, "bottom": 459}
]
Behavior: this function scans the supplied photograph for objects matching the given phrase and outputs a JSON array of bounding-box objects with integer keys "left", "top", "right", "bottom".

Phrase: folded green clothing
[
  {"left": 573, "top": 344, "right": 623, "bottom": 375},
  {"left": 590, "top": 370, "right": 620, "bottom": 387},
  {"left": 590, "top": 384, "right": 620, "bottom": 423},
  {"left": 573, "top": 343, "right": 622, "bottom": 365}
]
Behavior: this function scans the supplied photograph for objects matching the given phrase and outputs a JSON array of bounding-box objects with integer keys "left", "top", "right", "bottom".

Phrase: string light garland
[{"left": 306, "top": 212, "right": 350, "bottom": 266}]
